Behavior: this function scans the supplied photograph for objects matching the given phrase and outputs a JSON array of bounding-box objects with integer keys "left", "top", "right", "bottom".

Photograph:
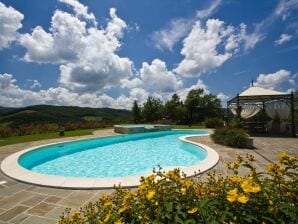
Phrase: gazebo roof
[
  {"left": 239, "top": 86, "right": 287, "bottom": 96},
  {"left": 228, "top": 86, "right": 292, "bottom": 104}
]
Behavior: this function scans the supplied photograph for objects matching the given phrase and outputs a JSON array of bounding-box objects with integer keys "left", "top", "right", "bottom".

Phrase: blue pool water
[{"left": 19, "top": 130, "right": 208, "bottom": 178}]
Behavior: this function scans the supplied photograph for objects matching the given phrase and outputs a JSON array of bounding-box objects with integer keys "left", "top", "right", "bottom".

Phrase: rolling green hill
[{"left": 0, "top": 105, "right": 132, "bottom": 127}]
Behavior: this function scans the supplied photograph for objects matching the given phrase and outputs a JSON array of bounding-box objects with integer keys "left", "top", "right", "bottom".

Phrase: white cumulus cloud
[
  {"left": 178, "top": 79, "right": 209, "bottom": 101},
  {"left": 255, "top": 69, "right": 297, "bottom": 91},
  {"left": 20, "top": 10, "right": 87, "bottom": 63},
  {"left": 175, "top": 19, "right": 246, "bottom": 77},
  {"left": 138, "top": 59, "right": 183, "bottom": 93},
  {"left": 59, "top": 0, "right": 97, "bottom": 25},
  {"left": 217, "top": 92, "right": 229, "bottom": 106},
  {"left": 121, "top": 59, "right": 183, "bottom": 102},
  {"left": 0, "top": 2, "right": 24, "bottom": 50},
  {"left": 19, "top": 5, "right": 133, "bottom": 93}
]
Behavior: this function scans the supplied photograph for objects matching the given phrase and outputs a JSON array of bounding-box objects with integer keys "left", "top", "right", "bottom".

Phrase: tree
[
  {"left": 200, "top": 93, "right": 223, "bottom": 119},
  {"left": 164, "top": 94, "right": 187, "bottom": 123},
  {"left": 132, "top": 100, "right": 142, "bottom": 123},
  {"left": 185, "top": 88, "right": 223, "bottom": 125},
  {"left": 142, "top": 97, "right": 163, "bottom": 123},
  {"left": 185, "top": 89, "right": 204, "bottom": 125}
]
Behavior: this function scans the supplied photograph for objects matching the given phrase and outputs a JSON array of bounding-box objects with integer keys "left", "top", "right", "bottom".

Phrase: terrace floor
[{"left": 0, "top": 129, "right": 297, "bottom": 223}]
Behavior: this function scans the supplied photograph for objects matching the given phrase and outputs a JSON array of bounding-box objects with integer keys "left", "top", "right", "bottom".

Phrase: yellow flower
[
  {"left": 229, "top": 175, "right": 242, "bottom": 183},
  {"left": 250, "top": 185, "right": 261, "bottom": 193},
  {"left": 289, "top": 156, "right": 298, "bottom": 163},
  {"left": 183, "top": 179, "right": 192, "bottom": 189},
  {"left": 266, "top": 164, "right": 275, "bottom": 173},
  {"left": 70, "top": 211, "right": 80, "bottom": 219},
  {"left": 237, "top": 194, "right": 249, "bottom": 204},
  {"left": 146, "top": 190, "right": 155, "bottom": 200},
  {"left": 155, "top": 201, "right": 159, "bottom": 206},
  {"left": 103, "top": 201, "right": 112, "bottom": 207},
  {"left": 139, "top": 182, "right": 147, "bottom": 190},
  {"left": 241, "top": 180, "right": 260, "bottom": 193},
  {"left": 181, "top": 187, "right": 187, "bottom": 195},
  {"left": 167, "top": 169, "right": 180, "bottom": 181},
  {"left": 279, "top": 151, "right": 288, "bottom": 163},
  {"left": 115, "top": 220, "right": 124, "bottom": 224},
  {"left": 227, "top": 189, "right": 238, "bottom": 202},
  {"left": 277, "top": 166, "right": 285, "bottom": 174},
  {"left": 119, "top": 205, "right": 128, "bottom": 213},
  {"left": 187, "top": 207, "right": 198, "bottom": 214},
  {"left": 103, "top": 212, "right": 111, "bottom": 222}
]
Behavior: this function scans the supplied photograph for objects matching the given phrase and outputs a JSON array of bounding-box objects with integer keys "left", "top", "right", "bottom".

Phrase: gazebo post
[
  {"left": 236, "top": 94, "right": 240, "bottom": 118},
  {"left": 226, "top": 101, "right": 229, "bottom": 126},
  {"left": 290, "top": 92, "right": 296, "bottom": 137},
  {"left": 262, "top": 101, "right": 266, "bottom": 132}
]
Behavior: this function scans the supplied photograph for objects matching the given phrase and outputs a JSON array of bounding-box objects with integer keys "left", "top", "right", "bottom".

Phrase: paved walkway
[{"left": 0, "top": 129, "right": 297, "bottom": 223}]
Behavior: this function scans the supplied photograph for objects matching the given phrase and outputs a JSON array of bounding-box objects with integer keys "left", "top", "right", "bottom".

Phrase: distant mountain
[
  {"left": 0, "top": 105, "right": 132, "bottom": 127},
  {"left": 0, "top": 106, "right": 18, "bottom": 115}
]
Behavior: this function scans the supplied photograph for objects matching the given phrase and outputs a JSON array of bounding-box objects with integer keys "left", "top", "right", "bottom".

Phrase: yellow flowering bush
[{"left": 59, "top": 152, "right": 297, "bottom": 224}]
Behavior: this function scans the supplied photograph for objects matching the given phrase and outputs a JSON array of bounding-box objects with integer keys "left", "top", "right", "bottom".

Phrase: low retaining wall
[{"left": 114, "top": 125, "right": 172, "bottom": 134}]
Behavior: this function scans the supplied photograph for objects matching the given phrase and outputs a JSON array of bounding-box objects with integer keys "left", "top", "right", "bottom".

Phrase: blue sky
[{"left": 0, "top": 0, "right": 297, "bottom": 108}]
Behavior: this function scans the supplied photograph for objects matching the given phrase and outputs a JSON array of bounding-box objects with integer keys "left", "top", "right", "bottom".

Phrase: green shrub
[
  {"left": 58, "top": 153, "right": 298, "bottom": 224},
  {"left": 211, "top": 128, "right": 249, "bottom": 148},
  {"left": 229, "top": 117, "right": 244, "bottom": 128},
  {"left": 204, "top": 117, "right": 224, "bottom": 128}
]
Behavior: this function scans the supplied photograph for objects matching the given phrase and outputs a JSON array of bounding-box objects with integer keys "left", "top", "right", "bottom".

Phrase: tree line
[{"left": 132, "top": 88, "right": 224, "bottom": 125}]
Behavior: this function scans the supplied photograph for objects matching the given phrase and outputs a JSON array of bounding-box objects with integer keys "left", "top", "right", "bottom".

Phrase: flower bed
[
  {"left": 58, "top": 152, "right": 297, "bottom": 224},
  {"left": 0, "top": 121, "right": 110, "bottom": 137}
]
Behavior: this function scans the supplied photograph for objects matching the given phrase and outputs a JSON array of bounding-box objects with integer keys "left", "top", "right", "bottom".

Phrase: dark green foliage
[
  {"left": 212, "top": 128, "right": 249, "bottom": 148},
  {"left": 185, "top": 88, "right": 223, "bottom": 125},
  {"left": 0, "top": 105, "right": 132, "bottom": 127},
  {"left": 142, "top": 97, "right": 164, "bottom": 122},
  {"left": 134, "top": 89, "right": 224, "bottom": 125},
  {"left": 164, "top": 94, "right": 187, "bottom": 124},
  {"left": 132, "top": 100, "right": 142, "bottom": 123},
  {"left": 230, "top": 117, "right": 244, "bottom": 128},
  {"left": 204, "top": 117, "right": 224, "bottom": 128}
]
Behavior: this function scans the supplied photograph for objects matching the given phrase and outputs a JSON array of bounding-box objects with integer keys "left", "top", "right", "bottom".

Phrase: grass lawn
[
  {"left": 0, "top": 129, "right": 99, "bottom": 147},
  {"left": 172, "top": 124, "right": 205, "bottom": 129}
]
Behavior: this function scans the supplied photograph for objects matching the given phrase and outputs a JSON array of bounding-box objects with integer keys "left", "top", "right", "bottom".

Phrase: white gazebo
[{"left": 227, "top": 85, "right": 296, "bottom": 137}]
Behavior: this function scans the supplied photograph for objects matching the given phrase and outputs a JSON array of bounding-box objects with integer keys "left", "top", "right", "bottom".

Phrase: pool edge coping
[{"left": 1, "top": 132, "right": 219, "bottom": 189}]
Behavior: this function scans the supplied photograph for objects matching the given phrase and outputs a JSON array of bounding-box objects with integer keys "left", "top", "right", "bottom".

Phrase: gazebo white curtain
[
  {"left": 265, "top": 101, "right": 291, "bottom": 120},
  {"left": 229, "top": 104, "right": 262, "bottom": 119}
]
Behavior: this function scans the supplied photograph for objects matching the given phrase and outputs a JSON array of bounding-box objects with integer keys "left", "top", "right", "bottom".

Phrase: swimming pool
[{"left": 1, "top": 130, "right": 219, "bottom": 189}]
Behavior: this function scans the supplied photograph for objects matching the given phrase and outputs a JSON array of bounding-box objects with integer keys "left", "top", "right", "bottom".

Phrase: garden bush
[
  {"left": 59, "top": 152, "right": 297, "bottom": 224},
  {"left": 212, "top": 128, "right": 249, "bottom": 148},
  {"left": 204, "top": 117, "right": 224, "bottom": 128}
]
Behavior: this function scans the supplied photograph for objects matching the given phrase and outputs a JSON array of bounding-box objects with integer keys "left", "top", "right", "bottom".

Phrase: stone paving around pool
[{"left": 0, "top": 129, "right": 297, "bottom": 223}]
